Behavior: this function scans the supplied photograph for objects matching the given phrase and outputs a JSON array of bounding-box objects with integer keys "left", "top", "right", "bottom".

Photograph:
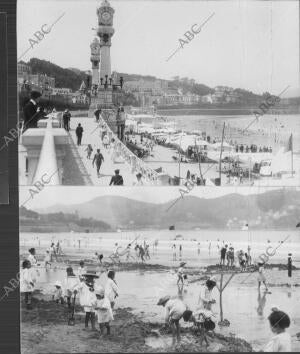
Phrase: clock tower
[{"left": 88, "top": 0, "right": 116, "bottom": 117}]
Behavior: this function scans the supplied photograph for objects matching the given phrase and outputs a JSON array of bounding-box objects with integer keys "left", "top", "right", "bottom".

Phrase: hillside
[
  {"left": 22, "top": 189, "right": 300, "bottom": 231},
  {"left": 29, "top": 58, "right": 87, "bottom": 91}
]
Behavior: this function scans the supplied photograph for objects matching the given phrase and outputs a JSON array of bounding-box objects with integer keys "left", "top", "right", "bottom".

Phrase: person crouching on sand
[
  {"left": 157, "top": 295, "right": 187, "bottom": 345},
  {"left": 52, "top": 281, "right": 64, "bottom": 304},
  {"left": 263, "top": 307, "right": 291, "bottom": 352},
  {"left": 182, "top": 308, "right": 216, "bottom": 347},
  {"left": 95, "top": 286, "right": 113, "bottom": 336},
  {"left": 74, "top": 270, "right": 98, "bottom": 331}
]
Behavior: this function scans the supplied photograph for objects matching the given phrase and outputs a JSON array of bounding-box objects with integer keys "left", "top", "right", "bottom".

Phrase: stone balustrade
[
  {"left": 99, "top": 115, "right": 159, "bottom": 184},
  {"left": 33, "top": 114, "right": 61, "bottom": 185}
]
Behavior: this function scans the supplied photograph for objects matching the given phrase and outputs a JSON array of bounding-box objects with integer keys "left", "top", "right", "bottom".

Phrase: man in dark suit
[
  {"left": 75, "top": 123, "right": 83, "bottom": 146},
  {"left": 109, "top": 169, "right": 124, "bottom": 186},
  {"left": 22, "top": 90, "right": 42, "bottom": 131}
]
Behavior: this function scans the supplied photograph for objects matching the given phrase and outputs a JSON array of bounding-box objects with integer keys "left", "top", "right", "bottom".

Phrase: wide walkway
[{"left": 69, "top": 117, "right": 137, "bottom": 186}]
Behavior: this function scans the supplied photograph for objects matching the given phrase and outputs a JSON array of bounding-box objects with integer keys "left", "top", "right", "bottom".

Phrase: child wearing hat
[
  {"left": 74, "top": 271, "right": 98, "bottom": 330},
  {"left": 264, "top": 307, "right": 291, "bottom": 352},
  {"left": 157, "top": 296, "right": 187, "bottom": 344},
  {"left": 95, "top": 286, "right": 114, "bottom": 335},
  {"left": 52, "top": 281, "right": 64, "bottom": 304}
]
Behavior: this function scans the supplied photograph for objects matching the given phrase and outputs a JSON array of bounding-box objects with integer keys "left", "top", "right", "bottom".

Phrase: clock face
[{"left": 102, "top": 11, "right": 111, "bottom": 21}]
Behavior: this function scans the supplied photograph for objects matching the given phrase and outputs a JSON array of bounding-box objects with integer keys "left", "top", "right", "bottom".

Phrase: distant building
[
  {"left": 18, "top": 61, "right": 56, "bottom": 98},
  {"left": 52, "top": 88, "right": 73, "bottom": 96},
  {"left": 124, "top": 79, "right": 168, "bottom": 96}
]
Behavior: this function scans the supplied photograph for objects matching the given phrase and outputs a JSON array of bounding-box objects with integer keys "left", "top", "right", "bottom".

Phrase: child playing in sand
[
  {"left": 263, "top": 307, "right": 291, "bottom": 352},
  {"left": 20, "top": 260, "right": 36, "bottom": 310},
  {"left": 74, "top": 271, "right": 98, "bottom": 331},
  {"left": 52, "top": 281, "right": 64, "bottom": 304},
  {"left": 64, "top": 266, "right": 79, "bottom": 309},
  {"left": 157, "top": 295, "right": 187, "bottom": 345},
  {"left": 257, "top": 262, "right": 268, "bottom": 291},
  {"left": 85, "top": 144, "right": 93, "bottom": 159},
  {"left": 95, "top": 286, "right": 113, "bottom": 336},
  {"left": 183, "top": 308, "right": 216, "bottom": 347}
]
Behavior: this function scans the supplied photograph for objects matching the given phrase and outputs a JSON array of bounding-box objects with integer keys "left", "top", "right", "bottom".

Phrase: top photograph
[{"left": 17, "top": 0, "right": 300, "bottom": 187}]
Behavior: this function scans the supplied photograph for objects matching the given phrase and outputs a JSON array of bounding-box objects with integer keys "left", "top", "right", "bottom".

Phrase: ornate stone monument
[{"left": 88, "top": 0, "right": 116, "bottom": 127}]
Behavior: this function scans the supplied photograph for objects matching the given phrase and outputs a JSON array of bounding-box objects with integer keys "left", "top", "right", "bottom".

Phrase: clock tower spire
[{"left": 88, "top": 0, "right": 116, "bottom": 116}]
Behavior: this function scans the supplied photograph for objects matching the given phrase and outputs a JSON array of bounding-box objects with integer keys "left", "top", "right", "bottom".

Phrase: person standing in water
[
  {"left": 257, "top": 262, "right": 268, "bottom": 291},
  {"left": 179, "top": 244, "right": 182, "bottom": 259},
  {"left": 172, "top": 244, "right": 177, "bottom": 261},
  {"left": 197, "top": 242, "right": 201, "bottom": 256}
]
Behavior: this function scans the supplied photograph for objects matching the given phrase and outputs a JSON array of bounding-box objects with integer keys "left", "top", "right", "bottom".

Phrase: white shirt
[
  {"left": 20, "top": 268, "right": 35, "bottom": 293},
  {"left": 198, "top": 285, "right": 214, "bottom": 310},
  {"left": 104, "top": 278, "right": 119, "bottom": 302},
  {"left": 165, "top": 299, "right": 187, "bottom": 321},
  {"left": 27, "top": 254, "right": 37, "bottom": 266},
  {"left": 264, "top": 332, "right": 291, "bottom": 352}
]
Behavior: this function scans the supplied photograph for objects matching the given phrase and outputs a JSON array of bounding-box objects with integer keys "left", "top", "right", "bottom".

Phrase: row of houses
[
  {"left": 122, "top": 77, "right": 241, "bottom": 106},
  {"left": 18, "top": 61, "right": 89, "bottom": 105}
]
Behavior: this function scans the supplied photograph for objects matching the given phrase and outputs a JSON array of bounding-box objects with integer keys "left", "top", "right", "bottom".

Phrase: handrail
[{"left": 99, "top": 114, "right": 159, "bottom": 183}]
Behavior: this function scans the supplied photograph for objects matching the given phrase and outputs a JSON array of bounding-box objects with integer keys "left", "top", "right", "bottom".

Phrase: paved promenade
[{"left": 69, "top": 117, "right": 137, "bottom": 186}]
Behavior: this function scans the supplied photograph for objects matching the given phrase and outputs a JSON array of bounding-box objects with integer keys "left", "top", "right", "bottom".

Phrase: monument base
[{"left": 88, "top": 88, "right": 115, "bottom": 117}]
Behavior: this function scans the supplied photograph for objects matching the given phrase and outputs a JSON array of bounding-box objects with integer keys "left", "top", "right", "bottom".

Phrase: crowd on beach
[
  {"left": 21, "top": 245, "right": 292, "bottom": 351},
  {"left": 20, "top": 235, "right": 296, "bottom": 352}
]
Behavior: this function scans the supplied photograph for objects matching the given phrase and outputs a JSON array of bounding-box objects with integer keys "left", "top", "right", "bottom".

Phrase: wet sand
[{"left": 21, "top": 297, "right": 253, "bottom": 353}]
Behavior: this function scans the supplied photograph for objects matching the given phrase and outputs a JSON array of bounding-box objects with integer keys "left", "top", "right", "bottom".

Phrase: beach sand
[{"left": 21, "top": 297, "right": 253, "bottom": 353}]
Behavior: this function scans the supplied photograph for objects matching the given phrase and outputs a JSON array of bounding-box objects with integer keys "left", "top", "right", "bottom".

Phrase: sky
[
  {"left": 19, "top": 185, "right": 295, "bottom": 210},
  {"left": 17, "top": 0, "right": 299, "bottom": 95}
]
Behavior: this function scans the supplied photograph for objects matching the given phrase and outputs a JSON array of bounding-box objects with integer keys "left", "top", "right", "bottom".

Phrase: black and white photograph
[
  {"left": 17, "top": 0, "right": 300, "bottom": 186},
  {"left": 19, "top": 186, "right": 300, "bottom": 353},
  {"left": 5, "top": 0, "right": 299, "bottom": 353}
]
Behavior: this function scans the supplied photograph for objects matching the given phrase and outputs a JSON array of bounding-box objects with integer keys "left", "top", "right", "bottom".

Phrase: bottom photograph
[{"left": 19, "top": 186, "right": 300, "bottom": 353}]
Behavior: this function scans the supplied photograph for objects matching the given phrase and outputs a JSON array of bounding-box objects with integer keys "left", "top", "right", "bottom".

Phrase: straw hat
[
  {"left": 83, "top": 270, "right": 99, "bottom": 278},
  {"left": 157, "top": 295, "right": 170, "bottom": 306}
]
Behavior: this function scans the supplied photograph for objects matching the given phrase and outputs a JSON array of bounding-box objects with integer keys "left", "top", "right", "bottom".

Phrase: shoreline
[{"left": 21, "top": 297, "right": 253, "bottom": 353}]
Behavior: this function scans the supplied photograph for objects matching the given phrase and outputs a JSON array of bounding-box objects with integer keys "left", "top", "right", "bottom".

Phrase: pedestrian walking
[{"left": 75, "top": 123, "right": 83, "bottom": 146}]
